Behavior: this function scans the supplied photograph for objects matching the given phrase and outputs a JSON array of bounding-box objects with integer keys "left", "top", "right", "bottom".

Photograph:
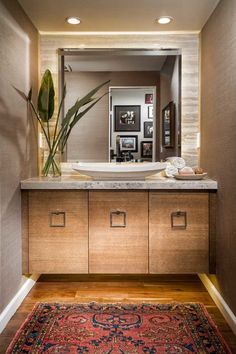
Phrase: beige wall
[
  {"left": 40, "top": 33, "right": 200, "bottom": 166},
  {"left": 201, "top": 0, "right": 236, "bottom": 314},
  {"left": 0, "top": 0, "right": 38, "bottom": 312},
  {"left": 64, "top": 71, "right": 109, "bottom": 162}
]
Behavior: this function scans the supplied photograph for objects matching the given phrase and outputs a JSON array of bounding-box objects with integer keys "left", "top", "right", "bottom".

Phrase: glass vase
[{"left": 41, "top": 149, "right": 61, "bottom": 177}]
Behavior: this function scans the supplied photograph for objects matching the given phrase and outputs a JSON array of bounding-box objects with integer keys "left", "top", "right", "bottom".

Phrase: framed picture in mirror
[
  {"left": 120, "top": 135, "right": 138, "bottom": 152},
  {"left": 115, "top": 105, "right": 140, "bottom": 132},
  {"left": 141, "top": 141, "right": 152, "bottom": 158},
  {"left": 144, "top": 121, "right": 153, "bottom": 138},
  {"left": 162, "top": 101, "right": 175, "bottom": 148},
  {"left": 148, "top": 106, "right": 153, "bottom": 119},
  {"left": 145, "top": 93, "right": 153, "bottom": 104}
]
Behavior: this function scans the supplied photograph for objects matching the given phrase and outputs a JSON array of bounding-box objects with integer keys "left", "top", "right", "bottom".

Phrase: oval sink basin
[{"left": 72, "top": 162, "right": 167, "bottom": 180}]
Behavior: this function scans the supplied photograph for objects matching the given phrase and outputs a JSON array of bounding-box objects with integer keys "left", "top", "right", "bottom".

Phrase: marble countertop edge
[{"left": 20, "top": 176, "right": 218, "bottom": 190}]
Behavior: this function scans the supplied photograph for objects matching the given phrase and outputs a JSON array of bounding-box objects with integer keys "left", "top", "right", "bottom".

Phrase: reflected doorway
[{"left": 109, "top": 86, "right": 156, "bottom": 162}]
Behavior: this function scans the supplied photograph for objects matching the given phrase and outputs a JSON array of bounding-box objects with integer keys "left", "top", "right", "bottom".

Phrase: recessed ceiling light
[
  {"left": 156, "top": 16, "right": 173, "bottom": 25},
  {"left": 66, "top": 17, "right": 81, "bottom": 25}
]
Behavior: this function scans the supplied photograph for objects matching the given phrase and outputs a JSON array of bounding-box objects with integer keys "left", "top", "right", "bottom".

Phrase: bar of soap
[
  {"left": 179, "top": 166, "right": 195, "bottom": 175},
  {"left": 194, "top": 167, "right": 204, "bottom": 174}
]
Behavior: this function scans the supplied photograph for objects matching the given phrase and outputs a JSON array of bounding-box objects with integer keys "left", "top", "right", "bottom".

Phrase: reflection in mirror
[
  {"left": 59, "top": 49, "right": 181, "bottom": 162},
  {"left": 110, "top": 87, "right": 156, "bottom": 162},
  {"left": 162, "top": 101, "right": 175, "bottom": 148}
]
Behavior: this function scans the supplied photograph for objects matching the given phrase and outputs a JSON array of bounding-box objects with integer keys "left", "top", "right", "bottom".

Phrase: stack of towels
[{"left": 164, "top": 157, "right": 201, "bottom": 177}]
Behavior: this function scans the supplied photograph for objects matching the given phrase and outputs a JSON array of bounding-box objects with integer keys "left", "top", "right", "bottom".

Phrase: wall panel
[
  {"left": 201, "top": 0, "right": 236, "bottom": 315},
  {"left": 0, "top": 0, "right": 38, "bottom": 313}
]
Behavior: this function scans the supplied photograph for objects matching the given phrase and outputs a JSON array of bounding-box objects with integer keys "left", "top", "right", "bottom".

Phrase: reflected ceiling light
[
  {"left": 66, "top": 17, "right": 81, "bottom": 25},
  {"left": 156, "top": 16, "right": 173, "bottom": 25}
]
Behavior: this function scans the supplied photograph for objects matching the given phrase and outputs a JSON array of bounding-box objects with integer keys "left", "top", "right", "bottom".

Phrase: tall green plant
[{"left": 14, "top": 70, "right": 109, "bottom": 176}]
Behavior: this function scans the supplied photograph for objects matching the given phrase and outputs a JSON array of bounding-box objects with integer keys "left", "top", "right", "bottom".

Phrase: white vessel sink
[{"left": 72, "top": 162, "right": 167, "bottom": 180}]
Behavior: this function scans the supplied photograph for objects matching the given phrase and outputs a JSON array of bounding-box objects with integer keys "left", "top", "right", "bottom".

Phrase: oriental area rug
[{"left": 6, "top": 302, "right": 231, "bottom": 353}]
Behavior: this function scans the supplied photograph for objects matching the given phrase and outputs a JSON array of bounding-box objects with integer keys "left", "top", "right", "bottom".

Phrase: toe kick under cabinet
[{"left": 22, "top": 190, "right": 216, "bottom": 274}]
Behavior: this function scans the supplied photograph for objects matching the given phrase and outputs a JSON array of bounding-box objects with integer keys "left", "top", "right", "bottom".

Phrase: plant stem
[
  {"left": 46, "top": 120, "right": 51, "bottom": 150},
  {"left": 42, "top": 153, "right": 61, "bottom": 176},
  {"left": 28, "top": 100, "right": 61, "bottom": 176},
  {"left": 52, "top": 89, "right": 65, "bottom": 150},
  {"left": 29, "top": 101, "right": 51, "bottom": 149}
]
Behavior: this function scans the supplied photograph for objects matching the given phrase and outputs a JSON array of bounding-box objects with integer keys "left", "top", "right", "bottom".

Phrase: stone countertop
[{"left": 21, "top": 175, "right": 217, "bottom": 190}]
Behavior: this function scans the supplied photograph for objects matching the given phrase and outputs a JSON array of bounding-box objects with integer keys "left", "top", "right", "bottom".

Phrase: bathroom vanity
[{"left": 21, "top": 176, "right": 217, "bottom": 275}]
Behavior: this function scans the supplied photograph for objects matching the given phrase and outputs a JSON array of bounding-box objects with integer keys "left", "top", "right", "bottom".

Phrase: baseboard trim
[
  {"left": 199, "top": 274, "right": 236, "bottom": 335},
  {"left": 0, "top": 274, "right": 39, "bottom": 334}
]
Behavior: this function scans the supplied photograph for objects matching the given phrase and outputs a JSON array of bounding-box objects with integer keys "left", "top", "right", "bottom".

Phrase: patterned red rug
[{"left": 7, "top": 302, "right": 231, "bottom": 353}]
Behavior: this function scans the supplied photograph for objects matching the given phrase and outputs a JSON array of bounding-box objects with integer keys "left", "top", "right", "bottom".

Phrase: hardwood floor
[{"left": 0, "top": 275, "right": 235, "bottom": 353}]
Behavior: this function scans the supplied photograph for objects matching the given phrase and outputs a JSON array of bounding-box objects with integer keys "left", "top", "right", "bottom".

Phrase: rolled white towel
[
  {"left": 166, "top": 156, "right": 186, "bottom": 169},
  {"left": 164, "top": 163, "right": 179, "bottom": 178}
]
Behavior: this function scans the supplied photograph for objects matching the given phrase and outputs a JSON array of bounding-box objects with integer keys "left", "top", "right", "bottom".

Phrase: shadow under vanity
[{"left": 21, "top": 178, "right": 217, "bottom": 275}]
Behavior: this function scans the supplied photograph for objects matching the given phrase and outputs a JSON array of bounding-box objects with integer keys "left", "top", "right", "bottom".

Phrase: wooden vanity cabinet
[
  {"left": 22, "top": 189, "right": 215, "bottom": 275},
  {"left": 89, "top": 191, "right": 149, "bottom": 274},
  {"left": 27, "top": 191, "right": 88, "bottom": 274},
  {"left": 149, "top": 192, "right": 210, "bottom": 274}
]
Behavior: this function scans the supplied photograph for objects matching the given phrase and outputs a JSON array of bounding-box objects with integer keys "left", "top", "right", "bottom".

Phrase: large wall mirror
[{"left": 59, "top": 49, "right": 181, "bottom": 162}]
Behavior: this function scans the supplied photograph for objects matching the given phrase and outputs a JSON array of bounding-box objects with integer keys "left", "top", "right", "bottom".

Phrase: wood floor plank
[{"left": 0, "top": 275, "right": 235, "bottom": 353}]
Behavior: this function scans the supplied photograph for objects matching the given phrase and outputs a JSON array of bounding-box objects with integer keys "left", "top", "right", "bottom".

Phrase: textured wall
[
  {"left": 40, "top": 33, "right": 200, "bottom": 166},
  {"left": 64, "top": 71, "right": 109, "bottom": 162},
  {"left": 0, "top": 0, "right": 38, "bottom": 312},
  {"left": 201, "top": 0, "right": 236, "bottom": 314}
]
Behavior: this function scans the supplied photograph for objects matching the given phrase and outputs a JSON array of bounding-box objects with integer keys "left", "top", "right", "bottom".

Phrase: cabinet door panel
[
  {"left": 149, "top": 193, "right": 209, "bottom": 274},
  {"left": 89, "top": 191, "right": 148, "bottom": 274},
  {"left": 29, "top": 191, "right": 88, "bottom": 273}
]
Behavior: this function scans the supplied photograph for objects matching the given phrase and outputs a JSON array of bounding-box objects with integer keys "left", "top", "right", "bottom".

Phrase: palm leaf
[
  {"left": 69, "top": 93, "right": 106, "bottom": 129},
  {"left": 62, "top": 80, "right": 109, "bottom": 127},
  {"left": 37, "top": 69, "right": 55, "bottom": 122},
  {"left": 59, "top": 93, "right": 107, "bottom": 152},
  {"left": 12, "top": 86, "right": 28, "bottom": 101},
  {"left": 27, "top": 88, "right": 32, "bottom": 101}
]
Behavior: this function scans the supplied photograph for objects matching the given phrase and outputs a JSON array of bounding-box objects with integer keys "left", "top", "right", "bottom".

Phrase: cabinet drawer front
[
  {"left": 149, "top": 193, "right": 209, "bottom": 274},
  {"left": 29, "top": 191, "right": 88, "bottom": 273},
  {"left": 89, "top": 191, "right": 148, "bottom": 274}
]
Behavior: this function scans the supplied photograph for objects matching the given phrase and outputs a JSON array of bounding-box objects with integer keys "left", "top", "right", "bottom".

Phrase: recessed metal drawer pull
[
  {"left": 110, "top": 209, "right": 126, "bottom": 228},
  {"left": 49, "top": 211, "right": 66, "bottom": 227},
  {"left": 171, "top": 211, "right": 187, "bottom": 229}
]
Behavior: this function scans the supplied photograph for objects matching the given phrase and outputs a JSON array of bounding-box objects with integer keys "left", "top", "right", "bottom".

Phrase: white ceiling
[
  {"left": 18, "top": 0, "right": 220, "bottom": 33},
  {"left": 65, "top": 54, "right": 167, "bottom": 72}
]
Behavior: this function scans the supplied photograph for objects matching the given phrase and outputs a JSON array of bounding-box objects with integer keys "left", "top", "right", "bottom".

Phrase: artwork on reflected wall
[
  {"left": 148, "top": 106, "right": 153, "bottom": 119},
  {"left": 120, "top": 135, "right": 138, "bottom": 152},
  {"left": 144, "top": 122, "right": 153, "bottom": 138},
  {"left": 115, "top": 105, "right": 140, "bottom": 132},
  {"left": 162, "top": 101, "right": 175, "bottom": 148},
  {"left": 141, "top": 141, "right": 152, "bottom": 158},
  {"left": 145, "top": 93, "right": 153, "bottom": 104}
]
